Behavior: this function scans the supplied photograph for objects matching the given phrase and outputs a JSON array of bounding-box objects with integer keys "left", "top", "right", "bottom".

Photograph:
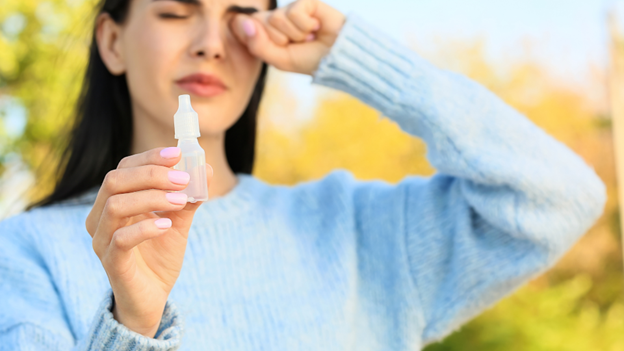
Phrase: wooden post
[{"left": 608, "top": 12, "right": 624, "bottom": 272}]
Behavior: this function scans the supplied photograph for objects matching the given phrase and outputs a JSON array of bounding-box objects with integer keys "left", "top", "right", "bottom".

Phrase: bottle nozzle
[{"left": 174, "top": 94, "right": 200, "bottom": 139}]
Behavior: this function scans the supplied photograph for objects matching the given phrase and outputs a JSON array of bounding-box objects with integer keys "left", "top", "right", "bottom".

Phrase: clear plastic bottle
[{"left": 172, "top": 94, "right": 209, "bottom": 203}]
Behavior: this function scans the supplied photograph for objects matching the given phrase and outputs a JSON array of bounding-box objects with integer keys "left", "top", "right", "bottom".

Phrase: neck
[{"left": 130, "top": 105, "right": 239, "bottom": 199}]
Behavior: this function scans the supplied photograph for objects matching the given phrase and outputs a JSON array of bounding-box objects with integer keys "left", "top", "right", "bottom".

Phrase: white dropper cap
[{"left": 174, "top": 94, "right": 200, "bottom": 139}]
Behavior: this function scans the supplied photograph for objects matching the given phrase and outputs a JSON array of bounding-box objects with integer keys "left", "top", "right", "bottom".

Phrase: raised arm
[{"left": 311, "top": 12, "right": 606, "bottom": 345}]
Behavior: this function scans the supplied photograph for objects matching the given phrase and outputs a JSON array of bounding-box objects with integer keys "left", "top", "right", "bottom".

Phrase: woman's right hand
[{"left": 85, "top": 147, "right": 212, "bottom": 337}]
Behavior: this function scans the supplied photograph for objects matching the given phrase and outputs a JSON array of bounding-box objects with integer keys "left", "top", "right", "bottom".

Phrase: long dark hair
[{"left": 28, "top": 0, "right": 276, "bottom": 209}]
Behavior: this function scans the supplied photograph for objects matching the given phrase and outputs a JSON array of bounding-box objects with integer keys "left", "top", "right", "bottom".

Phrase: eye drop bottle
[{"left": 173, "top": 94, "right": 209, "bottom": 203}]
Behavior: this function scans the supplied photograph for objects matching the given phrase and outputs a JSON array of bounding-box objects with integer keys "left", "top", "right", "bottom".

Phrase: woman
[{"left": 0, "top": 0, "right": 606, "bottom": 349}]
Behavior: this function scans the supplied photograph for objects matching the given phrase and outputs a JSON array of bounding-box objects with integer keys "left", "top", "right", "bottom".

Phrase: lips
[{"left": 175, "top": 73, "right": 227, "bottom": 98}]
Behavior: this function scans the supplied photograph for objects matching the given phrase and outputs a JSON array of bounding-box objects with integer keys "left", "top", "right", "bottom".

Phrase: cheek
[
  {"left": 229, "top": 41, "right": 263, "bottom": 99},
  {"left": 122, "top": 20, "right": 183, "bottom": 116},
  {"left": 222, "top": 43, "right": 263, "bottom": 127},
  {"left": 197, "top": 48, "right": 262, "bottom": 136}
]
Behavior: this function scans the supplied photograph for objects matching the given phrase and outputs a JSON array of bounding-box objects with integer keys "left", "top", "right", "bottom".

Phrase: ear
[{"left": 96, "top": 12, "right": 126, "bottom": 75}]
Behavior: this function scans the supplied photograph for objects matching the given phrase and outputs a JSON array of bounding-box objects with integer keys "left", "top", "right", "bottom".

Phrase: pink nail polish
[
  {"left": 160, "top": 147, "right": 181, "bottom": 159},
  {"left": 166, "top": 192, "right": 188, "bottom": 205},
  {"left": 168, "top": 170, "right": 190, "bottom": 185},
  {"left": 155, "top": 218, "right": 172, "bottom": 229},
  {"left": 313, "top": 22, "right": 320, "bottom": 31},
  {"left": 305, "top": 33, "right": 315, "bottom": 42},
  {"left": 243, "top": 19, "right": 256, "bottom": 37}
]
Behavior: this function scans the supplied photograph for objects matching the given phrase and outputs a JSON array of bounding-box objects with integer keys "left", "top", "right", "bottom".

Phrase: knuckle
[
  {"left": 276, "top": 34, "right": 288, "bottom": 46},
  {"left": 138, "top": 221, "right": 151, "bottom": 238},
  {"left": 291, "top": 0, "right": 310, "bottom": 14},
  {"left": 103, "top": 170, "right": 119, "bottom": 192},
  {"left": 268, "top": 28, "right": 288, "bottom": 45},
  {"left": 285, "top": 6, "right": 298, "bottom": 19},
  {"left": 85, "top": 216, "right": 94, "bottom": 236},
  {"left": 92, "top": 239, "right": 102, "bottom": 259},
  {"left": 117, "top": 156, "right": 130, "bottom": 169},
  {"left": 268, "top": 12, "right": 286, "bottom": 27},
  {"left": 147, "top": 165, "right": 159, "bottom": 183},
  {"left": 111, "top": 231, "right": 127, "bottom": 251},
  {"left": 104, "top": 196, "right": 121, "bottom": 217}
]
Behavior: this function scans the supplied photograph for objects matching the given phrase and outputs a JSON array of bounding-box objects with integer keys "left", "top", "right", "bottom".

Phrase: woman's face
[{"left": 112, "top": 0, "right": 269, "bottom": 137}]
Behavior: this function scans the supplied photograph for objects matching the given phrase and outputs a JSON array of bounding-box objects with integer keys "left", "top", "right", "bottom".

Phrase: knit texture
[{"left": 0, "top": 12, "right": 606, "bottom": 351}]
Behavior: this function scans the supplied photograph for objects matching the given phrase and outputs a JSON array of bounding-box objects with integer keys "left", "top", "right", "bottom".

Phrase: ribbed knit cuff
[
  {"left": 311, "top": 12, "right": 432, "bottom": 115},
  {"left": 83, "top": 289, "right": 183, "bottom": 351}
]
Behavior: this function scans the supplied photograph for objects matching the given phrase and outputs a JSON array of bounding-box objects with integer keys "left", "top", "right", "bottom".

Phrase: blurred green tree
[{"left": 0, "top": 0, "right": 94, "bottom": 200}]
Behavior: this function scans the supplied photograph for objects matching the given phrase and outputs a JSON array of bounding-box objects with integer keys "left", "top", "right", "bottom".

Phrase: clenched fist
[{"left": 230, "top": 0, "right": 346, "bottom": 75}]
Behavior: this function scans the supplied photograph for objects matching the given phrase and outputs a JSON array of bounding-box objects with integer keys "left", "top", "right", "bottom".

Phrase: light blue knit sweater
[{"left": 0, "top": 12, "right": 606, "bottom": 351}]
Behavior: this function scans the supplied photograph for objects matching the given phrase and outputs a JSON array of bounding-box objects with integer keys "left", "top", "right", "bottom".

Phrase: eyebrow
[
  {"left": 153, "top": 0, "right": 260, "bottom": 14},
  {"left": 226, "top": 5, "right": 259, "bottom": 14}
]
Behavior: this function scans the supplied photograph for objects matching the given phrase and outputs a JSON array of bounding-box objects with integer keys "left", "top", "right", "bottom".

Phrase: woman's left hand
[{"left": 230, "top": 0, "right": 345, "bottom": 76}]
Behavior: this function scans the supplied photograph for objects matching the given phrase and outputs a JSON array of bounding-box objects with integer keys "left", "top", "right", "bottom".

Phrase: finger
[
  {"left": 266, "top": 9, "right": 307, "bottom": 42},
  {"left": 286, "top": 0, "right": 322, "bottom": 33},
  {"left": 86, "top": 146, "right": 181, "bottom": 236},
  {"left": 231, "top": 14, "right": 290, "bottom": 70},
  {"left": 101, "top": 217, "right": 174, "bottom": 279},
  {"left": 95, "top": 164, "right": 212, "bottom": 261},
  {"left": 93, "top": 189, "right": 188, "bottom": 249},
  {"left": 117, "top": 147, "right": 181, "bottom": 170},
  {"left": 86, "top": 165, "right": 192, "bottom": 235},
  {"left": 109, "top": 217, "right": 172, "bottom": 253},
  {"left": 253, "top": 9, "right": 292, "bottom": 45},
  {"left": 265, "top": 21, "right": 290, "bottom": 46},
  {"left": 157, "top": 163, "right": 213, "bottom": 228}
]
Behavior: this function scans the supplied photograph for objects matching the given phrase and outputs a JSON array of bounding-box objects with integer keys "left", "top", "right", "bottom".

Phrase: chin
[
  {"left": 198, "top": 123, "right": 234, "bottom": 138},
  {"left": 196, "top": 114, "right": 240, "bottom": 135}
]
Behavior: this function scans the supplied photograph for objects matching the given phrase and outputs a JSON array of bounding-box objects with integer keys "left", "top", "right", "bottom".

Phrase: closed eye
[
  {"left": 159, "top": 13, "right": 190, "bottom": 19},
  {"left": 154, "top": 2, "right": 259, "bottom": 20}
]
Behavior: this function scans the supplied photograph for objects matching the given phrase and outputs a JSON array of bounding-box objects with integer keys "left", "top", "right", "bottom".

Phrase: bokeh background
[{"left": 1, "top": 0, "right": 624, "bottom": 349}]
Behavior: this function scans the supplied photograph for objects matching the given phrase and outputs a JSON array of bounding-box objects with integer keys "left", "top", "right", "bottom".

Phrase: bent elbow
[
  {"left": 543, "top": 167, "right": 606, "bottom": 261},
  {"left": 574, "top": 168, "right": 607, "bottom": 234}
]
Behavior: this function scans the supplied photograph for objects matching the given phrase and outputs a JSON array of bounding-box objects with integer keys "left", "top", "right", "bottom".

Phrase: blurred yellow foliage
[{"left": 255, "top": 82, "right": 434, "bottom": 185}]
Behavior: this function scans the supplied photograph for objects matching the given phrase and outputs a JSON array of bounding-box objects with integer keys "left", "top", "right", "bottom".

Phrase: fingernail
[
  {"left": 305, "top": 33, "right": 315, "bottom": 42},
  {"left": 155, "top": 218, "right": 172, "bottom": 229},
  {"left": 168, "top": 170, "right": 190, "bottom": 185},
  {"left": 242, "top": 19, "right": 256, "bottom": 37},
  {"left": 160, "top": 147, "right": 181, "bottom": 159},
  {"left": 166, "top": 192, "right": 188, "bottom": 205},
  {"left": 313, "top": 22, "right": 320, "bottom": 31}
]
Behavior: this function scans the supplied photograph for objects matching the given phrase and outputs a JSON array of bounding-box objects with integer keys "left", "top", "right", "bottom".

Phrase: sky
[{"left": 316, "top": 0, "right": 616, "bottom": 75}]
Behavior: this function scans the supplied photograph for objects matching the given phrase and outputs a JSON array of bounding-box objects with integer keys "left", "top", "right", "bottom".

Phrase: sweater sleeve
[
  {"left": 311, "top": 12, "right": 606, "bottom": 345},
  {"left": 0, "top": 216, "right": 184, "bottom": 350}
]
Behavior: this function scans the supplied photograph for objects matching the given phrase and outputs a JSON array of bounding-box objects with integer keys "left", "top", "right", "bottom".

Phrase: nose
[{"left": 190, "top": 19, "right": 225, "bottom": 60}]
